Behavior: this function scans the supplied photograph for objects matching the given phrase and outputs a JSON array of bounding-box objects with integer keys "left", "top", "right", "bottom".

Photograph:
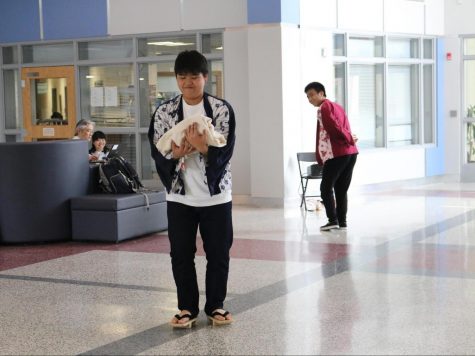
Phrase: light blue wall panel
[
  {"left": 43, "top": 0, "right": 107, "bottom": 40},
  {"left": 281, "top": 0, "right": 299, "bottom": 24},
  {"left": 425, "top": 38, "right": 445, "bottom": 176},
  {"left": 0, "top": 0, "right": 41, "bottom": 43}
]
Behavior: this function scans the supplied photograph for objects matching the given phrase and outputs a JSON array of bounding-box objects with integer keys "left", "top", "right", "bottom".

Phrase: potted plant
[{"left": 468, "top": 105, "right": 475, "bottom": 118}]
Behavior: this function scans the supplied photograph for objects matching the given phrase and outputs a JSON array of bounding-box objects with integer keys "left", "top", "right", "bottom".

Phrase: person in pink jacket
[{"left": 304, "top": 82, "right": 358, "bottom": 231}]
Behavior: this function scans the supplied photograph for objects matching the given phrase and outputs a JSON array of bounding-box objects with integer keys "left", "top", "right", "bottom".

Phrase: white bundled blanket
[{"left": 156, "top": 115, "right": 227, "bottom": 155}]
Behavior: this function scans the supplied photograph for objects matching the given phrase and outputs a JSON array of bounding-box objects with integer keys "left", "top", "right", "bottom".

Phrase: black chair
[{"left": 297, "top": 152, "right": 323, "bottom": 211}]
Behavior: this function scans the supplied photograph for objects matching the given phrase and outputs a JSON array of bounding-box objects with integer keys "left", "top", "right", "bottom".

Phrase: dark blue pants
[
  {"left": 167, "top": 201, "right": 233, "bottom": 316},
  {"left": 320, "top": 154, "right": 357, "bottom": 224}
]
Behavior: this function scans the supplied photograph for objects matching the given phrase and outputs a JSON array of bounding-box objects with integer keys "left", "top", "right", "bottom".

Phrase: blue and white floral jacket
[{"left": 148, "top": 92, "right": 236, "bottom": 196}]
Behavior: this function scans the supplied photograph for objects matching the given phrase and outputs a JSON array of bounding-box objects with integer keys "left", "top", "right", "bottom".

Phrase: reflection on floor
[{"left": 2, "top": 179, "right": 475, "bottom": 355}]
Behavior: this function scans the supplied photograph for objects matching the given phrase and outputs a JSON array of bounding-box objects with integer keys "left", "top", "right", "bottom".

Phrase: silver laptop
[{"left": 104, "top": 144, "right": 119, "bottom": 158}]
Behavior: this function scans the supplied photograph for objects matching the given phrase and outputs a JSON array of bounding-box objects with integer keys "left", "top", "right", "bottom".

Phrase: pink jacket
[{"left": 316, "top": 99, "right": 358, "bottom": 165}]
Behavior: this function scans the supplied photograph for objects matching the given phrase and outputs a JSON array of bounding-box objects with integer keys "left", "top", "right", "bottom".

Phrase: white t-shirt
[{"left": 166, "top": 99, "right": 231, "bottom": 207}]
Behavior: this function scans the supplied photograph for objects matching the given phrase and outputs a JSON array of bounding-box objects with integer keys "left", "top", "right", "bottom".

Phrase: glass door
[
  {"left": 462, "top": 38, "right": 475, "bottom": 181},
  {"left": 21, "top": 66, "right": 76, "bottom": 141}
]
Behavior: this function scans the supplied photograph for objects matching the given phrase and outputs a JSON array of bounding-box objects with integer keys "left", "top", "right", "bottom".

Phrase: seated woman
[{"left": 89, "top": 130, "right": 110, "bottom": 161}]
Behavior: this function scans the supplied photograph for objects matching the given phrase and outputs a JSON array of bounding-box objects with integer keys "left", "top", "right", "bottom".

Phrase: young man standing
[
  {"left": 149, "top": 50, "right": 235, "bottom": 328},
  {"left": 304, "top": 82, "right": 358, "bottom": 231}
]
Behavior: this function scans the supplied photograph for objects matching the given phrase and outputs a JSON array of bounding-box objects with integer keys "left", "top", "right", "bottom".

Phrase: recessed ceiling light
[{"left": 147, "top": 41, "right": 194, "bottom": 47}]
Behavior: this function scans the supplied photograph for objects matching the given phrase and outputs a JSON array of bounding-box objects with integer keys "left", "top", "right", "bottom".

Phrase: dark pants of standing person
[
  {"left": 320, "top": 154, "right": 358, "bottom": 225},
  {"left": 167, "top": 201, "right": 233, "bottom": 317}
]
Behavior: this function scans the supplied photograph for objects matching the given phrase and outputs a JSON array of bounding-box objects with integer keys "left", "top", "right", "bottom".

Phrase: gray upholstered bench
[{"left": 71, "top": 191, "right": 167, "bottom": 242}]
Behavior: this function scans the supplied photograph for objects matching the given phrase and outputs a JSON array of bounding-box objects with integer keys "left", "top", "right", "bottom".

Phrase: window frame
[
  {"left": 0, "top": 30, "right": 224, "bottom": 183},
  {"left": 333, "top": 33, "right": 436, "bottom": 149},
  {"left": 462, "top": 36, "right": 475, "bottom": 164}
]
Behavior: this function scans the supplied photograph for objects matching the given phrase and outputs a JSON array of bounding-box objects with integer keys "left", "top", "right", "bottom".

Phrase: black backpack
[{"left": 98, "top": 155, "right": 143, "bottom": 194}]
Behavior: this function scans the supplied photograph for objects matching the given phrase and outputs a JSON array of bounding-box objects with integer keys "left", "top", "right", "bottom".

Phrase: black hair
[
  {"left": 92, "top": 130, "right": 106, "bottom": 142},
  {"left": 304, "top": 82, "right": 326, "bottom": 97},
  {"left": 51, "top": 111, "right": 63, "bottom": 119},
  {"left": 174, "top": 50, "right": 208, "bottom": 76}
]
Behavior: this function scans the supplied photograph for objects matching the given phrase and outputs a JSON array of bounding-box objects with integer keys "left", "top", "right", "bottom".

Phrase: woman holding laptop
[{"left": 89, "top": 131, "right": 110, "bottom": 161}]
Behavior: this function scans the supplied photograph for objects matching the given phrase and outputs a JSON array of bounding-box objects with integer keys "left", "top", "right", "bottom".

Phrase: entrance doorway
[
  {"left": 22, "top": 66, "right": 76, "bottom": 141},
  {"left": 461, "top": 38, "right": 475, "bottom": 181}
]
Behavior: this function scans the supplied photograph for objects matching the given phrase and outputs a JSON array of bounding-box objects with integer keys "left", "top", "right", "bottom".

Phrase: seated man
[{"left": 73, "top": 119, "right": 96, "bottom": 161}]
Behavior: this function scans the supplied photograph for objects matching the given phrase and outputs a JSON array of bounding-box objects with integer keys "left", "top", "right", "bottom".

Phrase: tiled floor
[{"left": 2, "top": 179, "right": 475, "bottom": 355}]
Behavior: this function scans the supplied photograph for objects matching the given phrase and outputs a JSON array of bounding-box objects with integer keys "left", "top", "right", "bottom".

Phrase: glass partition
[
  {"left": 138, "top": 61, "right": 179, "bottom": 127},
  {"left": 464, "top": 38, "right": 475, "bottom": 56},
  {"left": 105, "top": 133, "right": 137, "bottom": 169},
  {"left": 423, "top": 39, "right": 433, "bottom": 59},
  {"left": 1, "top": 30, "right": 224, "bottom": 178},
  {"left": 22, "top": 43, "right": 73, "bottom": 64},
  {"left": 2, "top": 46, "right": 18, "bottom": 64},
  {"left": 206, "top": 59, "right": 224, "bottom": 98},
  {"left": 138, "top": 35, "right": 196, "bottom": 57},
  {"left": 464, "top": 60, "right": 475, "bottom": 118},
  {"left": 78, "top": 39, "right": 133, "bottom": 60},
  {"left": 333, "top": 34, "right": 345, "bottom": 56},
  {"left": 333, "top": 63, "right": 346, "bottom": 109},
  {"left": 387, "top": 64, "right": 420, "bottom": 146},
  {"left": 5, "top": 134, "right": 21, "bottom": 142},
  {"left": 3, "top": 69, "right": 20, "bottom": 129},
  {"left": 388, "top": 38, "right": 419, "bottom": 58},
  {"left": 201, "top": 33, "right": 223, "bottom": 54},
  {"left": 467, "top": 123, "right": 475, "bottom": 163},
  {"left": 463, "top": 39, "right": 475, "bottom": 169},
  {"left": 79, "top": 64, "right": 135, "bottom": 127},
  {"left": 423, "top": 64, "right": 434, "bottom": 144},
  {"left": 348, "top": 64, "right": 384, "bottom": 148},
  {"left": 348, "top": 36, "right": 384, "bottom": 57},
  {"left": 138, "top": 59, "right": 223, "bottom": 128},
  {"left": 29, "top": 77, "right": 69, "bottom": 126},
  {"left": 141, "top": 133, "right": 157, "bottom": 180}
]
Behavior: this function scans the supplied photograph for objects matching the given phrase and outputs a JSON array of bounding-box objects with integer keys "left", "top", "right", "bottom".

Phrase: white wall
[
  {"left": 329, "top": 0, "right": 444, "bottom": 36},
  {"left": 300, "top": 0, "right": 337, "bottom": 29},
  {"left": 282, "top": 24, "right": 303, "bottom": 201},
  {"left": 426, "top": 0, "right": 445, "bottom": 36},
  {"left": 182, "top": 0, "right": 247, "bottom": 30},
  {"left": 384, "top": 0, "right": 425, "bottom": 34},
  {"left": 338, "top": 0, "right": 384, "bottom": 32},
  {"left": 445, "top": 0, "right": 475, "bottom": 35},
  {"left": 247, "top": 25, "right": 285, "bottom": 200},
  {"left": 353, "top": 147, "right": 425, "bottom": 185},
  {"left": 109, "top": 0, "right": 181, "bottom": 35},
  {"left": 223, "top": 28, "right": 251, "bottom": 196},
  {"left": 444, "top": 36, "right": 462, "bottom": 176},
  {"left": 108, "top": 0, "right": 247, "bottom": 35}
]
